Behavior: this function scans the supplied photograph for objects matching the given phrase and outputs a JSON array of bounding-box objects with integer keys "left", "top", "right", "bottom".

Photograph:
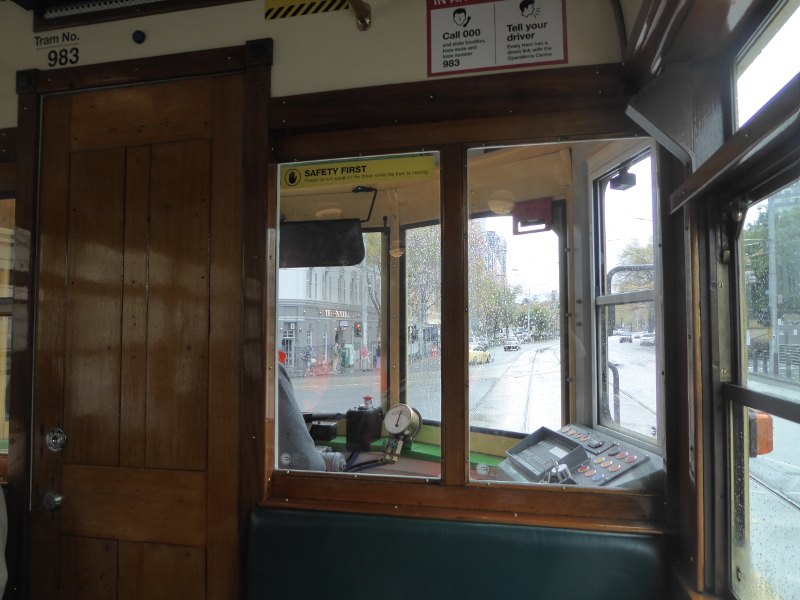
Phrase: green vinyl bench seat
[{"left": 246, "top": 507, "right": 668, "bottom": 600}]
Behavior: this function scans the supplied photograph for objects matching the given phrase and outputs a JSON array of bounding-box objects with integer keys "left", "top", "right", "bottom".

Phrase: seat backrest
[{"left": 247, "top": 507, "right": 668, "bottom": 600}]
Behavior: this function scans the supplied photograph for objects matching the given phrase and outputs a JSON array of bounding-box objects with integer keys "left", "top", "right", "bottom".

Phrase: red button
[
  {"left": 609, "top": 464, "right": 621, "bottom": 472},
  {"left": 594, "top": 457, "right": 604, "bottom": 464},
  {"left": 585, "top": 469, "right": 596, "bottom": 477},
  {"left": 625, "top": 455, "right": 637, "bottom": 463},
  {"left": 561, "top": 426, "right": 570, "bottom": 432},
  {"left": 575, "top": 432, "right": 583, "bottom": 437},
  {"left": 581, "top": 435, "right": 590, "bottom": 441},
  {"left": 617, "top": 451, "right": 628, "bottom": 459},
  {"left": 578, "top": 466, "right": 589, "bottom": 473},
  {"left": 601, "top": 461, "right": 612, "bottom": 468},
  {"left": 567, "top": 430, "right": 576, "bottom": 436}
]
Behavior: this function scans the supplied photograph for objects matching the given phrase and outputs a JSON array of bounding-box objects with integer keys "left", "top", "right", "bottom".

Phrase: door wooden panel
[
  {"left": 120, "top": 145, "right": 151, "bottom": 469},
  {"left": 30, "top": 75, "right": 244, "bottom": 599},
  {"left": 146, "top": 140, "right": 211, "bottom": 472},
  {"left": 60, "top": 464, "right": 206, "bottom": 545},
  {"left": 63, "top": 148, "right": 126, "bottom": 467},
  {"left": 60, "top": 536, "right": 118, "bottom": 600},
  {"left": 70, "top": 78, "right": 214, "bottom": 152}
]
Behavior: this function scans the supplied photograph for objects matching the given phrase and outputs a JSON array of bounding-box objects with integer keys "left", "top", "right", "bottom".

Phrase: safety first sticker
[{"left": 281, "top": 156, "right": 436, "bottom": 189}]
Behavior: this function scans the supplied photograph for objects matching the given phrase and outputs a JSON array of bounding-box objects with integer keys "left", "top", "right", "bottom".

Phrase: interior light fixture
[
  {"left": 315, "top": 207, "right": 343, "bottom": 219},
  {"left": 487, "top": 190, "right": 516, "bottom": 215}
]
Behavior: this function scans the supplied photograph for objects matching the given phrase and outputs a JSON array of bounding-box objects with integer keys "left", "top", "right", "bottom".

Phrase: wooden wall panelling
[
  {"left": 242, "top": 40, "right": 272, "bottom": 510},
  {"left": 0, "top": 162, "right": 15, "bottom": 191},
  {"left": 623, "top": 0, "right": 697, "bottom": 88},
  {"left": 141, "top": 543, "right": 206, "bottom": 600},
  {"left": 441, "top": 144, "right": 468, "bottom": 487},
  {"left": 26, "top": 93, "right": 71, "bottom": 600},
  {"left": 0, "top": 128, "right": 16, "bottom": 164},
  {"left": 120, "top": 145, "right": 150, "bottom": 468},
  {"left": 60, "top": 536, "right": 118, "bottom": 600},
  {"left": 670, "top": 71, "right": 800, "bottom": 212},
  {"left": 35, "top": 46, "right": 245, "bottom": 94},
  {"left": 60, "top": 464, "right": 206, "bottom": 546},
  {"left": 117, "top": 542, "right": 145, "bottom": 600},
  {"left": 63, "top": 147, "right": 126, "bottom": 467},
  {"left": 145, "top": 140, "right": 211, "bottom": 472},
  {"left": 270, "top": 64, "right": 633, "bottom": 134},
  {"left": 117, "top": 541, "right": 206, "bottom": 600},
  {"left": 664, "top": 0, "right": 782, "bottom": 65},
  {"left": 70, "top": 79, "right": 213, "bottom": 152},
  {"left": 206, "top": 74, "right": 245, "bottom": 599},
  {"left": 276, "top": 106, "right": 642, "bottom": 162}
]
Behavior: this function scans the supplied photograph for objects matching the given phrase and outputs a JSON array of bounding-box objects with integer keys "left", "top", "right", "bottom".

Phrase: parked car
[
  {"left": 503, "top": 338, "right": 521, "bottom": 351},
  {"left": 469, "top": 344, "right": 492, "bottom": 364},
  {"left": 640, "top": 333, "right": 655, "bottom": 346},
  {"left": 619, "top": 330, "right": 632, "bottom": 343}
]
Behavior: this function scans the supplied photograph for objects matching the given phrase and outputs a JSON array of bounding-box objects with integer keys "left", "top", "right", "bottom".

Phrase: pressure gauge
[{"left": 384, "top": 404, "right": 422, "bottom": 439}]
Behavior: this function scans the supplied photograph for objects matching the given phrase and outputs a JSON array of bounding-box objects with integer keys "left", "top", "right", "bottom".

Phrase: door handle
[
  {"left": 41, "top": 491, "right": 63, "bottom": 511},
  {"left": 46, "top": 428, "right": 67, "bottom": 452}
]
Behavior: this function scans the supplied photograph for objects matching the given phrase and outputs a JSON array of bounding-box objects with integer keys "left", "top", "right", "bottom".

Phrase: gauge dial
[{"left": 384, "top": 404, "right": 421, "bottom": 438}]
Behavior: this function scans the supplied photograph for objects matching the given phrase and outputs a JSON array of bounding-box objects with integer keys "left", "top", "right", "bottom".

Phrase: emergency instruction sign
[
  {"left": 280, "top": 155, "right": 436, "bottom": 190},
  {"left": 427, "top": 0, "right": 567, "bottom": 77}
]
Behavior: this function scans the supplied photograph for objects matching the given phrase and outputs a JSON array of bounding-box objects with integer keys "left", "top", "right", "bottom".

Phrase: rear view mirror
[{"left": 279, "top": 218, "right": 366, "bottom": 268}]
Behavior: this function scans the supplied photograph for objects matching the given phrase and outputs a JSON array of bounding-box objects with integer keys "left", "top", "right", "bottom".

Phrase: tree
[
  {"left": 611, "top": 239, "right": 655, "bottom": 332},
  {"left": 406, "top": 225, "right": 442, "bottom": 328},
  {"left": 611, "top": 239, "right": 654, "bottom": 293}
]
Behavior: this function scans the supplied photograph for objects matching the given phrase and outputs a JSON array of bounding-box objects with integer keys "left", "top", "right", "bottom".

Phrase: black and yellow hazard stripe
[{"left": 264, "top": 0, "right": 349, "bottom": 20}]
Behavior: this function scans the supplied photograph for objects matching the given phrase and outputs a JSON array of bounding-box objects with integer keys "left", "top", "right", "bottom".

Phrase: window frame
[
  {"left": 677, "top": 62, "right": 800, "bottom": 596},
  {"left": 591, "top": 147, "right": 664, "bottom": 451},
  {"left": 0, "top": 160, "right": 13, "bottom": 482},
  {"left": 266, "top": 142, "right": 667, "bottom": 530},
  {"left": 261, "top": 65, "right": 672, "bottom": 532}
]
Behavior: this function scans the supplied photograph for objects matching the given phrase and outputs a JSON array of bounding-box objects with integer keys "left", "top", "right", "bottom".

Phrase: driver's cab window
[
  {"left": 275, "top": 152, "right": 442, "bottom": 478},
  {"left": 465, "top": 140, "right": 664, "bottom": 492},
  {"left": 274, "top": 140, "right": 665, "bottom": 493}
]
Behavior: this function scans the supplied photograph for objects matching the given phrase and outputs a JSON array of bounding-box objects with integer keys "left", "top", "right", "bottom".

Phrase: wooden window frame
[
  {"left": 0, "top": 157, "right": 13, "bottom": 484},
  {"left": 261, "top": 64, "right": 670, "bottom": 534}
]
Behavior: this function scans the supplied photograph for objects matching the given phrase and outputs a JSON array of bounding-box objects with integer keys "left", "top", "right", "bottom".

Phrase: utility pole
[
  {"left": 768, "top": 198, "right": 778, "bottom": 375},
  {"left": 361, "top": 235, "right": 369, "bottom": 369}
]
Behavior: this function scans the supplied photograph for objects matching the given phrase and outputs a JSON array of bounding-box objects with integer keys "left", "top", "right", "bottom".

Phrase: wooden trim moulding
[
  {"left": 267, "top": 474, "right": 667, "bottom": 533},
  {"left": 270, "top": 63, "right": 634, "bottom": 134},
  {"left": 34, "top": 45, "right": 247, "bottom": 94},
  {"left": 8, "top": 70, "right": 41, "bottom": 600},
  {"left": 241, "top": 39, "right": 273, "bottom": 515},
  {"left": 275, "top": 107, "right": 645, "bottom": 162},
  {"left": 0, "top": 129, "right": 17, "bottom": 164}
]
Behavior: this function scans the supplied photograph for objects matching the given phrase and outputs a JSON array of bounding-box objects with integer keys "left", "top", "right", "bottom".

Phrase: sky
[
  {"left": 485, "top": 154, "right": 654, "bottom": 299},
  {"left": 737, "top": 3, "right": 800, "bottom": 126}
]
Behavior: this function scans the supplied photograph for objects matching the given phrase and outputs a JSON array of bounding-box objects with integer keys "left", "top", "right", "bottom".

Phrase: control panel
[{"left": 496, "top": 425, "right": 662, "bottom": 490}]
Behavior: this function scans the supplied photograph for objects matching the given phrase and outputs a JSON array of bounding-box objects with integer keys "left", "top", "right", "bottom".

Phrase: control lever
[{"left": 546, "top": 459, "right": 573, "bottom": 484}]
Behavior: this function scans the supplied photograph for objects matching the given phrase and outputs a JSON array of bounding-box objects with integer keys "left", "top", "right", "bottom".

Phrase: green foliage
[{"left": 743, "top": 196, "right": 800, "bottom": 319}]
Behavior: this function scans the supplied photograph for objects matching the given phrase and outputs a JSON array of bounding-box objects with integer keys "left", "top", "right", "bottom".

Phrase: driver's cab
[{"left": 275, "top": 137, "right": 664, "bottom": 491}]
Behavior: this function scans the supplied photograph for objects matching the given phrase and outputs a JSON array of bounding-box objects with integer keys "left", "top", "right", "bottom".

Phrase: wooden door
[{"left": 30, "top": 76, "right": 243, "bottom": 599}]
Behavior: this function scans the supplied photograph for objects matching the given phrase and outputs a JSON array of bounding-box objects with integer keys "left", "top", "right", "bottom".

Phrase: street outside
[
  {"left": 737, "top": 374, "right": 800, "bottom": 600},
  {"left": 291, "top": 335, "right": 658, "bottom": 439},
  {"left": 289, "top": 339, "right": 799, "bottom": 599}
]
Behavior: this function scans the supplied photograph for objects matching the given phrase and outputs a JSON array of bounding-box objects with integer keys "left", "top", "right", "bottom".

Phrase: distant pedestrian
[
  {"left": 374, "top": 342, "right": 382, "bottom": 369},
  {"left": 361, "top": 344, "right": 370, "bottom": 371},
  {"left": 333, "top": 343, "right": 341, "bottom": 372}
]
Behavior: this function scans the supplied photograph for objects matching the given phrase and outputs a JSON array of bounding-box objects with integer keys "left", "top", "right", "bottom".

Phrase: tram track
[
  {"left": 750, "top": 473, "right": 800, "bottom": 512},
  {"left": 619, "top": 388, "right": 657, "bottom": 415}
]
